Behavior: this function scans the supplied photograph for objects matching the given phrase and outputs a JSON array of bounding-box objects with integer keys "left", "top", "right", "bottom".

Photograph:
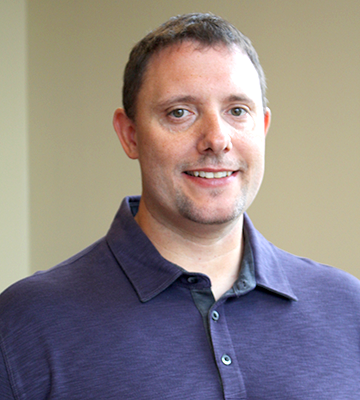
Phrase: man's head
[
  {"left": 122, "top": 13, "right": 267, "bottom": 122},
  {"left": 114, "top": 13, "right": 271, "bottom": 230}
]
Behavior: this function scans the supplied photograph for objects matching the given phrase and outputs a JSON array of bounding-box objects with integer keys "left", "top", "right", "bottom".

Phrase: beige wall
[
  {"left": 2, "top": 0, "right": 360, "bottom": 292},
  {"left": 0, "top": 1, "right": 29, "bottom": 293}
]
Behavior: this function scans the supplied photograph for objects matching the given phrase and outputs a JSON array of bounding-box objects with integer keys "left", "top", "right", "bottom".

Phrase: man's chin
[{"left": 178, "top": 201, "right": 245, "bottom": 226}]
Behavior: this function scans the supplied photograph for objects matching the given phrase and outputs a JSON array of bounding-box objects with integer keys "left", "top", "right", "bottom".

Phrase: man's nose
[{"left": 196, "top": 113, "right": 233, "bottom": 155}]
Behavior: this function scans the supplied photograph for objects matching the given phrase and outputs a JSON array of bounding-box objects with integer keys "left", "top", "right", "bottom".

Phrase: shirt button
[
  {"left": 211, "top": 310, "right": 219, "bottom": 321},
  {"left": 187, "top": 276, "right": 198, "bottom": 284},
  {"left": 221, "top": 354, "right": 232, "bottom": 366}
]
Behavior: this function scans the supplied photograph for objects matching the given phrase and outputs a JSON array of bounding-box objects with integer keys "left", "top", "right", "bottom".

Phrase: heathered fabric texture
[{"left": 0, "top": 196, "right": 360, "bottom": 399}]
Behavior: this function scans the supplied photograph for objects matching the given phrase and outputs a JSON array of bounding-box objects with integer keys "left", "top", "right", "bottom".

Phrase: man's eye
[
  {"left": 230, "top": 107, "right": 246, "bottom": 117},
  {"left": 169, "top": 109, "right": 186, "bottom": 118}
]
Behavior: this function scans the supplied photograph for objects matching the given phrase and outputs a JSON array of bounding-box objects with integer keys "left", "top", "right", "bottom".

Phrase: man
[{"left": 1, "top": 13, "right": 359, "bottom": 399}]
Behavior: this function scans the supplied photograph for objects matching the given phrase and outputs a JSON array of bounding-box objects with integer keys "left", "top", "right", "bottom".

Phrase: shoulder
[
  {"left": 0, "top": 237, "right": 120, "bottom": 322},
  {"left": 272, "top": 244, "right": 360, "bottom": 308},
  {"left": 277, "top": 244, "right": 360, "bottom": 287},
  {"left": 244, "top": 214, "right": 360, "bottom": 301}
]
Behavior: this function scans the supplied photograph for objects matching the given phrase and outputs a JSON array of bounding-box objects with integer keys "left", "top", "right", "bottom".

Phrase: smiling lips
[{"left": 185, "top": 171, "right": 234, "bottom": 179}]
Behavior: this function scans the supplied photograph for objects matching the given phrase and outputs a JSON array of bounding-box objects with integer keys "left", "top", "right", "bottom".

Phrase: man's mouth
[{"left": 185, "top": 171, "right": 234, "bottom": 179}]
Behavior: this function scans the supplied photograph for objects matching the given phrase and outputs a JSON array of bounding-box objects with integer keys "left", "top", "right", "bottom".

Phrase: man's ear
[
  {"left": 264, "top": 107, "right": 271, "bottom": 137},
  {"left": 113, "top": 108, "right": 139, "bottom": 159}
]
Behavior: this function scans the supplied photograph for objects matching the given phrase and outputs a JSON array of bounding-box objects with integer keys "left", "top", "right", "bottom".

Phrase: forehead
[{"left": 138, "top": 41, "right": 262, "bottom": 106}]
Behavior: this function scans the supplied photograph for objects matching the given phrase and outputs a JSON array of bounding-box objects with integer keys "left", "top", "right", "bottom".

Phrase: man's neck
[{"left": 135, "top": 201, "right": 244, "bottom": 301}]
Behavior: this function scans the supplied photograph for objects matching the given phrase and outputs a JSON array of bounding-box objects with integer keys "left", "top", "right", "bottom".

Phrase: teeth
[{"left": 188, "top": 171, "right": 233, "bottom": 179}]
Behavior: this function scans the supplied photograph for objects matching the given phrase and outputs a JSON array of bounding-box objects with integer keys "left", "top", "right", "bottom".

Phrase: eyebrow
[
  {"left": 226, "top": 95, "right": 257, "bottom": 110},
  {"left": 156, "top": 94, "right": 257, "bottom": 110},
  {"left": 156, "top": 96, "right": 199, "bottom": 110}
]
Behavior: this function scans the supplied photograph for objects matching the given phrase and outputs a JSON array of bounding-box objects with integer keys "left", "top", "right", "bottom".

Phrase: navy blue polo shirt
[{"left": 1, "top": 196, "right": 360, "bottom": 399}]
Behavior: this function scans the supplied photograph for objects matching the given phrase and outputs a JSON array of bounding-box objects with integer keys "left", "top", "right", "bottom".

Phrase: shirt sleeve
[{"left": 0, "top": 344, "right": 15, "bottom": 399}]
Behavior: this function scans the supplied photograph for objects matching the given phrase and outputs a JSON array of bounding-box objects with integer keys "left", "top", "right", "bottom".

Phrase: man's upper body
[
  {"left": 1, "top": 12, "right": 360, "bottom": 399},
  {"left": 1, "top": 196, "right": 360, "bottom": 399}
]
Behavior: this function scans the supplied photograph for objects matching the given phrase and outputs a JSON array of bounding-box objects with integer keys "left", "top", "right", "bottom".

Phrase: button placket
[{"left": 209, "top": 304, "right": 246, "bottom": 399}]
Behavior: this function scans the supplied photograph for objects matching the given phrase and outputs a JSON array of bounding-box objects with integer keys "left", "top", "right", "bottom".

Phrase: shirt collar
[
  {"left": 106, "top": 196, "right": 297, "bottom": 302},
  {"left": 106, "top": 196, "right": 183, "bottom": 302},
  {"left": 243, "top": 213, "right": 298, "bottom": 301}
]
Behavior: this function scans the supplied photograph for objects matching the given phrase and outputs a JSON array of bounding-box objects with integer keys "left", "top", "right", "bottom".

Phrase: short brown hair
[{"left": 123, "top": 13, "right": 267, "bottom": 121}]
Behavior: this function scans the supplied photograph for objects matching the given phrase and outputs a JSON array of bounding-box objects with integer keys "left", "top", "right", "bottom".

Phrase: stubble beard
[{"left": 175, "top": 186, "right": 248, "bottom": 226}]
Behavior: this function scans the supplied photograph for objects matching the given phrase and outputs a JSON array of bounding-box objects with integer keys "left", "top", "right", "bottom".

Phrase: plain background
[{"left": 1, "top": 0, "right": 360, "bottom": 293}]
